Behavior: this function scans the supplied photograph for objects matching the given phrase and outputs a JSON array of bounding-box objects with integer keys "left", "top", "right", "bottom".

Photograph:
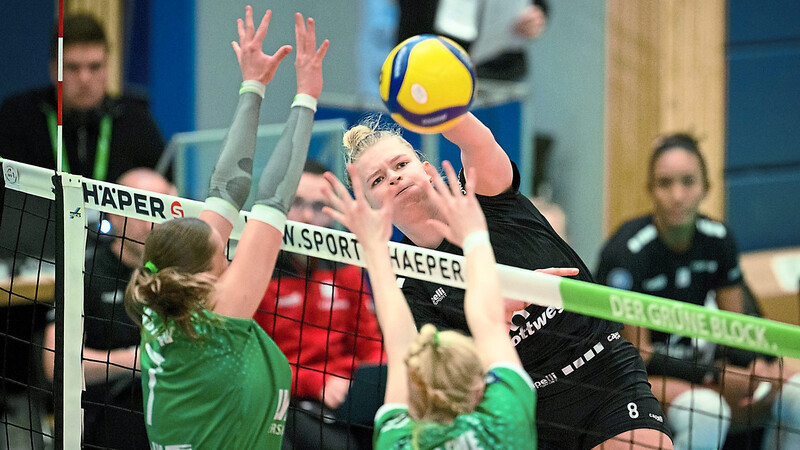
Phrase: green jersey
[
  {"left": 140, "top": 308, "right": 292, "bottom": 449},
  {"left": 374, "top": 363, "right": 536, "bottom": 450}
]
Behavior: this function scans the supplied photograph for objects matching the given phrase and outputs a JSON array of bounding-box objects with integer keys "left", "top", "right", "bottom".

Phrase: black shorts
[{"left": 534, "top": 334, "right": 673, "bottom": 449}]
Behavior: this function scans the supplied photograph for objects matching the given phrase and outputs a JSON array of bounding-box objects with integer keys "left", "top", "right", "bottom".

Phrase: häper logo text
[{"left": 83, "top": 183, "right": 167, "bottom": 219}]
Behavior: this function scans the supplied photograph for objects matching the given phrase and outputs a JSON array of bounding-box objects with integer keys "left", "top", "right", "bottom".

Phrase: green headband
[{"left": 144, "top": 261, "right": 159, "bottom": 274}]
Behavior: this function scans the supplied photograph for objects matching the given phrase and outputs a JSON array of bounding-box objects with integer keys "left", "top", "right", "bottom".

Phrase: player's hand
[
  {"left": 321, "top": 376, "right": 350, "bottom": 409},
  {"left": 294, "top": 13, "right": 329, "bottom": 99},
  {"left": 231, "top": 6, "right": 292, "bottom": 85},
  {"left": 503, "top": 268, "right": 578, "bottom": 324},
  {"left": 535, "top": 267, "right": 579, "bottom": 277},
  {"left": 323, "top": 165, "right": 393, "bottom": 250},
  {"left": 423, "top": 161, "right": 487, "bottom": 249},
  {"left": 513, "top": 5, "right": 547, "bottom": 39}
]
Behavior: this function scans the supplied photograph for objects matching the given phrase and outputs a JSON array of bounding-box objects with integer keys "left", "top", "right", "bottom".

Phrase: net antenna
[
  {"left": 53, "top": 2, "right": 85, "bottom": 447},
  {"left": 56, "top": 0, "right": 63, "bottom": 173}
]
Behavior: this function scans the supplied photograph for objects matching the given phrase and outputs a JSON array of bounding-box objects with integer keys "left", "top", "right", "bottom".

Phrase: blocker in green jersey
[
  {"left": 124, "top": 7, "right": 329, "bottom": 449},
  {"left": 374, "top": 364, "right": 535, "bottom": 449},
  {"left": 140, "top": 309, "right": 291, "bottom": 448},
  {"left": 322, "top": 160, "right": 543, "bottom": 449}
]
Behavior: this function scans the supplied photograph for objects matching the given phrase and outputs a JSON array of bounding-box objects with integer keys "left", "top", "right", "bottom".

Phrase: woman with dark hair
[
  {"left": 597, "top": 132, "right": 800, "bottom": 449},
  {"left": 124, "top": 7, "right": 328, "bottom": 448}
]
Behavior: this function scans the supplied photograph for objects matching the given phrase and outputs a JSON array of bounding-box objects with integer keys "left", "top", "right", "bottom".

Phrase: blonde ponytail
[
  {"left": 405, "top": 324, "right": 484, "bottom": 422},
  {"left": 125, "top": 267, "right": 216, "bottom": 340}
]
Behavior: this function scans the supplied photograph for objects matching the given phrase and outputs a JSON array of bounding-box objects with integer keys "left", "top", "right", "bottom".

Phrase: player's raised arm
[
  {"left": 323, "top": 165, "right": 417, "bottom": 405},
  {"left": 199, "top": 7, "right": 292, "bottom": 242},
  {"left": 441, "top": 113, "right": 514, "bottom": 197},
  {"left": 122, "top": 9, "right": 322, "bottom": 448},
  {"left": 423, "top": 161, "right": 520, "bottom": 367},
  {"left": 214, "top": 12, "right": 328, "bottom": 319}
]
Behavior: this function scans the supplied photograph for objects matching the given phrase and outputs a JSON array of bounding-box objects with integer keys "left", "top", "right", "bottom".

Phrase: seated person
[
  {"left": 596, "top": 132, "right": 800, "bottom": 449},
  {"left": 0, "top": 13, "right": 165, "bottom": 182}
]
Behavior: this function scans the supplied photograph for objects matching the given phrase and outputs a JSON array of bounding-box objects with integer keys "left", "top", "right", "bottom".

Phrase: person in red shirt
[{"left": 255, "top": 160, "right": 384, "bottom": 450}]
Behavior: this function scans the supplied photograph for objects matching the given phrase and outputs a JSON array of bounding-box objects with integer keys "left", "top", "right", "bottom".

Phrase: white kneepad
[
  {"left": 764, "top": 374, "right": 800, "bottom": 449},
  {"left": 775, "top": 374, "right": 800, "bottom": 421},
  {"left": 668, "top": 388, "right": 732, "bottom": 450}
]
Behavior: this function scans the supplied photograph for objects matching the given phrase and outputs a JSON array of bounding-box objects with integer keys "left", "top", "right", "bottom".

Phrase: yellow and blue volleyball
[{"left": 380, "top": 35, "right": 476, "bottom": 134}]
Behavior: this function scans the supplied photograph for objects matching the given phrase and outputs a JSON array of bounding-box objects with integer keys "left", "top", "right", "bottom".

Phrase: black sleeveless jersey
[
  {"left": 596, "top": 214, "right": 742, "bottom": 360},
  {"left": 400, "top": 163, "right": 620, "bottom": 386}
]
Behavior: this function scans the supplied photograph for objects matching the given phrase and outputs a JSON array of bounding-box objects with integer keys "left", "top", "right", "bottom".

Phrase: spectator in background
[
  {"left": 596, "top": 132, "right": 800, "bottom": 449},
  {"left": 397, "top": 0, "right": 548, "bottom": 82},
  {"left": 0, "top": 14, "right": 162, "bottom": 449},
  {"left": 42, "top": 168, "right": 175, "bottom": 449},
  {"left": 0, "top": 13, "right": 165, "bottom": 182},
  {"left": 255, "top": 160, "right": 385, "bottom": 450}
]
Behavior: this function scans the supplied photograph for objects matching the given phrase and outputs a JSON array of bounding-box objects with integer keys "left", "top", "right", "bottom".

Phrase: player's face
[
  {"left": 288, "top": 173, "right": 332, "bottom": 228},
  {"left": 58, "top": 43, "right": 108, "bottom": 110},
  {"left": 649, "top": 147, "right": 707, "bottom": 228},
  {"left": 355, "top": 138, "right": 431, "bottom": 211},
  {"left": 208, "top": 227, "right": 229, "bottom": 277}
]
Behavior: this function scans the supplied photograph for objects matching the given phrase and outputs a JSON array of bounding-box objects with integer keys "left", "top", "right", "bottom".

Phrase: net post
[{"left": 52, "top": 173, "right": 85, "bottom": 449}]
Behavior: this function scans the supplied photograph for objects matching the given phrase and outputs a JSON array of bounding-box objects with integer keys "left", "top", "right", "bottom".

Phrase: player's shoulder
[
  {"left": 106, "top": 91, "right": 155, "bottom": 118},
  {"left": 0, "top": 86, "right": 53, "bottom": 115},
  {"left": 374, "top": 403, "right": 410, "bottom": 429},
  {"left": 694, "top": 215, "right": 732, "bottom": 241},
  {"left": 486, "top": 362, "right": 535, "bottom": 391},
  {"left": 605, "top": 215, "right": 655, "bottom": 255}
]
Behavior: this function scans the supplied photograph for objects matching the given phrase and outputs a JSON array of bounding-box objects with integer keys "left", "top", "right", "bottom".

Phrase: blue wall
[
  {"left": 0, "top": 0, "right": 194, "bottom": 144},
  {"left": 149, "top": 0, "right": 195, "bottom": 139},
  {"left": 0, "top": 0, "right": 53, "bottom": 105},
  {"left": 727, "top": 0, "right": 800, "bottom": 251},
  {"left": 528, "top": 1, "right": 607, "bottom": 270}
]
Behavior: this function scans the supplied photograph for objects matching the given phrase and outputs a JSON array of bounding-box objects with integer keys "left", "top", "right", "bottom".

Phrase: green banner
[{"left": 559, "top": 278, "right": 800, "bottom": 359}]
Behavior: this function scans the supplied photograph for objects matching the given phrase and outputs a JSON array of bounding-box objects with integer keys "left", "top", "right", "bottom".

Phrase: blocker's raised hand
[
  {"left": 294, "top": 12, "right": 329, "bottom": 99},
  {"left": 231, "top": 6, "right": 292, "bottom": 85},
  {"left": 322, "top": 165, "right": 393, "bottom": 250},
  {"left": 423, "top": 161, "right": 488, "bottom": 249}
]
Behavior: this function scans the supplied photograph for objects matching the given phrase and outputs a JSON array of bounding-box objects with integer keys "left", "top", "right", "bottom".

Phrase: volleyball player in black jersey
[
  {"left": 597, "top": 133, "right": 800, "bottom": 449},
  {"left": 338, "top": 115, "right": 673, "bottom": 449}
]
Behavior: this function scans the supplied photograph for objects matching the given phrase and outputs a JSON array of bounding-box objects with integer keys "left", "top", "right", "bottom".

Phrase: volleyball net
[{"left": 3, "top": 156, "right": 800, "bottom": 449}]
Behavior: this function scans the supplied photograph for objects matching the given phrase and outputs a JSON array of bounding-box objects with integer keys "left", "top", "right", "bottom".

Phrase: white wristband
[
  {"left": 462, "top": 230, "right": 491, "bottom": 254},
  {"left": 204, "top": 197, "right": 240, "bottom": 227},
  {"left": 239, "top": 80, "right": 266, "bottom": 98},
  {"left": 291, "top": 93, "right": 318, "bottom": 112},
  {"left": 250, "top": 204, "right": 287, "bottom": 236}
]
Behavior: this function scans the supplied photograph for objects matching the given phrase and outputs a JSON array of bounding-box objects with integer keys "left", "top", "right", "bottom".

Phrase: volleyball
[{"left": 380, "top": 35, "right": 476, "bottom": 134}]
